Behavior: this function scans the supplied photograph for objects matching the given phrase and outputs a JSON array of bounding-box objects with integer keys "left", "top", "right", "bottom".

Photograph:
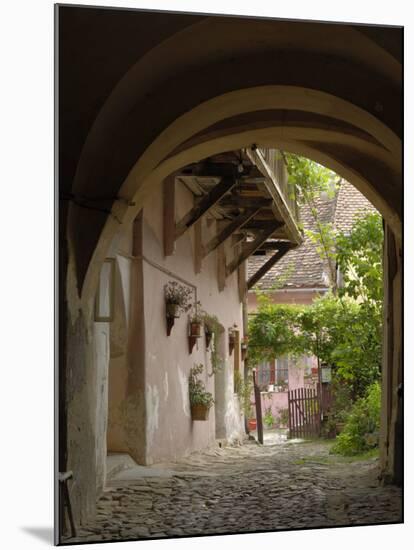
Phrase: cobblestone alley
[{"left": 66, "top": 439, "right": 402, "bottom": 544}]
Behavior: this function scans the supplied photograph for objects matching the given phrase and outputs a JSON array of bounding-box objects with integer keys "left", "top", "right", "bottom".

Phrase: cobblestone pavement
[{"left": 66, "top": 439, "right": 402, "bottom": 543}]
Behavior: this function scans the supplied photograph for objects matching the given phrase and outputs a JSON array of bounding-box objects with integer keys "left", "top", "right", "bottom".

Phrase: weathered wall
[
  {"left": 106, "top": 232, "right": 133, "bottom": 454},
  {"left": 379, "top": 225, "right": 403, "bottom": 485},
  {"left": 93, "top": 322, "right": 109, "bottom": 494},
  {"left": 139, "top": 181, "right": 245, "bottom": 463},
  {"left": 255, "top": 357, "right": 317, "bottom": 424},
  {"left": 65, "top": 310, "right": 97, "bottom": 527}
]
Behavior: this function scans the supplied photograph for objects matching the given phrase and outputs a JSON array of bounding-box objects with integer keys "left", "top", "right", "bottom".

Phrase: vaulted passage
[{"left": 57, "top": 5, "right": 402, "bottom": 539}]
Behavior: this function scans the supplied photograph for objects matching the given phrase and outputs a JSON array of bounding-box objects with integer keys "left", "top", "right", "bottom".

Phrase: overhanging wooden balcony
[{"left": 162, "top": 147, "right": 303, "bottom": 291}]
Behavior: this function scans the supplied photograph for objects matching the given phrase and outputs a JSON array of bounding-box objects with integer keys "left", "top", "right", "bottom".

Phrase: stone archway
[{"left": 58, "top": 7, "right": 402, "bottom": 527}]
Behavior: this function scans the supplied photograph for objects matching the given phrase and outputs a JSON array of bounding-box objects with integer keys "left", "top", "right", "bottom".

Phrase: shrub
[
  {"left": 263, "top": 407, "right": 274, "bottom": 428},
  {"left": 330, "top": 382, "right": 381, "bottom": 456}
]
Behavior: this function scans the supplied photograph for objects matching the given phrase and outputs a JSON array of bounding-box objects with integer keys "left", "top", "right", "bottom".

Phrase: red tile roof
[{"left": 247, "top": 180, "right": 377, "bottom": 290}]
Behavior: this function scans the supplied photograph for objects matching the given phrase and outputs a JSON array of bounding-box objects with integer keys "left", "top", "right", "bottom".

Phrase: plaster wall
[
  {"left": 255, "top": 357, "right": 317, "bottom": 424},
  {"left": 140, "top": 180, "right": 245, "bottom": 463},
  {"left": 93, "top": 322, "right": 110, "bottom": 493}
]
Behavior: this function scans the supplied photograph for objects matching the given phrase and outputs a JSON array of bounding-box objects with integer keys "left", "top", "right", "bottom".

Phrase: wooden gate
[{"left": 288, "top": 388, "right": 321, "bottom": 439}]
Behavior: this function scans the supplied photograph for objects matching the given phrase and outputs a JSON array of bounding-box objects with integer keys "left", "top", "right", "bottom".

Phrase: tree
[
  {"left": 336, "top": 211, "right": 383, "bottom": 306},
  {"left": 284, "top": 153, "right": 340, "bottom": 292},
  {"left": 250, "top": 153, "right": 384, "bottom": 402}
]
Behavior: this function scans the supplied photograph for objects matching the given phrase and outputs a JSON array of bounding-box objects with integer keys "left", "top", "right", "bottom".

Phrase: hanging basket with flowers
[
  {"left": 164, "top": 281, "right": 192, "bottom": 318},
  {"left": 189, "top": 364, "right": 214, "bottom": 421}
]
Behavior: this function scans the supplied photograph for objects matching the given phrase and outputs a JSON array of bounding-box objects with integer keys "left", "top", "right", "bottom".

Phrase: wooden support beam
[
  {"left": 217, "top": 242, "right": 226, "bottom": 292},
  {"left": 175, "top": 177, "right": 237, "bottom": 239},
  {"left": 231, "top": 233, "right": 245, "bottom": 247},
  {"left": 163, "top": 175, "right": 176, "bottom": 256},
  {"left": 246, "top": 147, "right": 302, "bottom": 246},
  {"left": 238, "top": 254, "right": 247, "bottom": 302},
  {"left": 247, "top": 243, "right": 294, "bottom": 289},
  {"left": 202, "top": 208, "right": 261, "bottom": 258},
  {"left": 243, "top": 219, "right": 285, "bottom": 231},
  {"left": 256, "top": 241, "right": 290, "bottom": 251},
  {"left": 253, "top": 369, "right": 264, "bottom": 444},
  {"left": 218, "top": 197, "right": 273, "bottom": 209},
  {"left": 225, "top": 221, "right": 281, "bottom": 277},
  {"left": 194, "top": 219, "right": 203, "bottom": 274}
]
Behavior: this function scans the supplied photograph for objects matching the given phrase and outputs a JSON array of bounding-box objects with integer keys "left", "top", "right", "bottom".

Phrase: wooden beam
[
  {"left": 231, "top": 233, "right": 245, "bottom": 247},
  {"left": 238, "top": 253, "right": 247, "bottom": 302},
  {"left": 175, "top": 177, "right": 237, "bottom": 239},
  {"left": 218, "top": 197, "right": 273, "bottom": 209},
  {"left": 243, "top": 220, "right": 285, "bottom": 231},
  {"left": 255, "top": 241, "right": 290, "bottom": 251},
  {"left": 247, "top": 243, "right": 294, "bottom": 289},
  {"left": 246, "top": 147, "right": 302, "bottom": 246},
  {"left": 217, "top": 242, "right": 226, "bottom": 292},
  {"left": 163, "top": 175, "right": 176, "bottom": 256},
  {"left": 194, "top": 219, "right": 203, "bottom": 274},
  {"left": 225, "top": 221, "right": 281, "bottom": 277},
  {"left": 202, "top": 207, "right": 261, "bottom": 258}
]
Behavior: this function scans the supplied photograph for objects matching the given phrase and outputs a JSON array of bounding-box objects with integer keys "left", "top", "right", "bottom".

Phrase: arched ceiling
[{"left": 58, "top": 6, "right": 402, "bottom": 303}]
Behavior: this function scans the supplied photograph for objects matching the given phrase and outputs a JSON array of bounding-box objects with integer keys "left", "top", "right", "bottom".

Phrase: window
[
  {"left": 276, "top": 357, "right": 289, "bottom": 386},
  {"left": 257, "top": 361, "right": 275, "bottom": 388}
]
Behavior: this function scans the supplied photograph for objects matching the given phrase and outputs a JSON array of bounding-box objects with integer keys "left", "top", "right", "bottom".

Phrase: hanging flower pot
[
  {"left": 241, "top": 340, "right": 248, "bottom": 361},
  {"left": 190, "top": 403, "right": 210, "bottom": 421},
  {"left": 189, "top": 364, "right": 214, "bottom": 421},
  {"left": 166, "top": 302, "right": 180, "bottom": 318},
  {"left": 248, "top": 419, "right": 257, "bottom": 431},
  {"left": 164, "top": 281, "right": 193, "bottom": 335},
  {"left": 228, "top": 331, "right": 235, "bottom": 355},
  {"left": 189, "top": 320, "right": 202, "bottom": 338}
]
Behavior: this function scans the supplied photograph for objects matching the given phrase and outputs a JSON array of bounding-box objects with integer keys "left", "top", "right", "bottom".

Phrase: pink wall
[{"left": 251, "top": 357, "right": 318, "bottom": 427}]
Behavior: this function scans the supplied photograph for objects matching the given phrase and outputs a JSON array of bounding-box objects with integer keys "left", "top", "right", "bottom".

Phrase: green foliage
[
  {"left": 284, "top": 153, "right": 338, "bottom": 204},
  {"left": 285, "top": 153, "right": 339, "bottom": 289},
  {"left": 278, "top": 408, "right": 289, "bottom": 427},
  {"left": 336, "top": 211, "right": 383, "bottom": 305},
  {"left": 234, "top": 370, "right": 253, "bottom": 416},
  {"left": 263, "top": 407, "right": 275, "bottom": 428},
  {"left": 249, "top": 292, "right": 381, "bottom": 400},
  {"left": 330, "top": 382, "right": 381, "bottom": 456},
  {"left": 189, "top": 364, "right": 214, "bottom": 408},
  {"left": 249, "top": 294, "right": 306, "bottom": 365},
  {"left": 188, "top": 300, "right": 203, "bottom": 322},
  {"left": 201, "top": 311, "right": 225, "bottom": 376}
]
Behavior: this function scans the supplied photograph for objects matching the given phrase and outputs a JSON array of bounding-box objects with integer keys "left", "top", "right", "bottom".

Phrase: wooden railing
[{"left": 258, "top": 148, "right": 299, "bottom": 223}]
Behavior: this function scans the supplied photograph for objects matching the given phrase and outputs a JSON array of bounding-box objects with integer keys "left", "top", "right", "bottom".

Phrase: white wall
[
  {"left": 140, "top": 180, "right": 245, "bottom": 463},
  {"left": 95, "top": 180, "right": 246, "bottom": 470}
]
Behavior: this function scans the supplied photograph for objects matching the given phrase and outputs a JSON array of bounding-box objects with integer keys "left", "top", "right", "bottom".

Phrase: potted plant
[
  {"left": 164, "top": 281, "right": 192, "bottom": 318},
  {"left": 278, "top": 408, "right": 289, "bottom": 428},
  {"left": 248, "top": 418, "right": 257, "bottom": 431},
  {"left": 188, "top": 302, "right": 203, "bottom": 338},
  {"left": 228, "top": 324, "right": 237, "bottom": 355},
  {"left": 203, "top": 312, "right": 217, "bottom": 349},
  {"left": 189, "top": 364, "right": 214, "bottom": 421}
]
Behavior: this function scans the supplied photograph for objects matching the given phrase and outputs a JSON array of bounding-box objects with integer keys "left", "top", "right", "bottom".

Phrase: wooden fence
[{"left": 288, "top": 387, "right": 321, "bottom": 439}]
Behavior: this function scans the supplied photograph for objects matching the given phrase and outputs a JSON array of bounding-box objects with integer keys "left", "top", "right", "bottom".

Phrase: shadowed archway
[{"left": 58, "top": 6, "right": 402, "bottom": 530}]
